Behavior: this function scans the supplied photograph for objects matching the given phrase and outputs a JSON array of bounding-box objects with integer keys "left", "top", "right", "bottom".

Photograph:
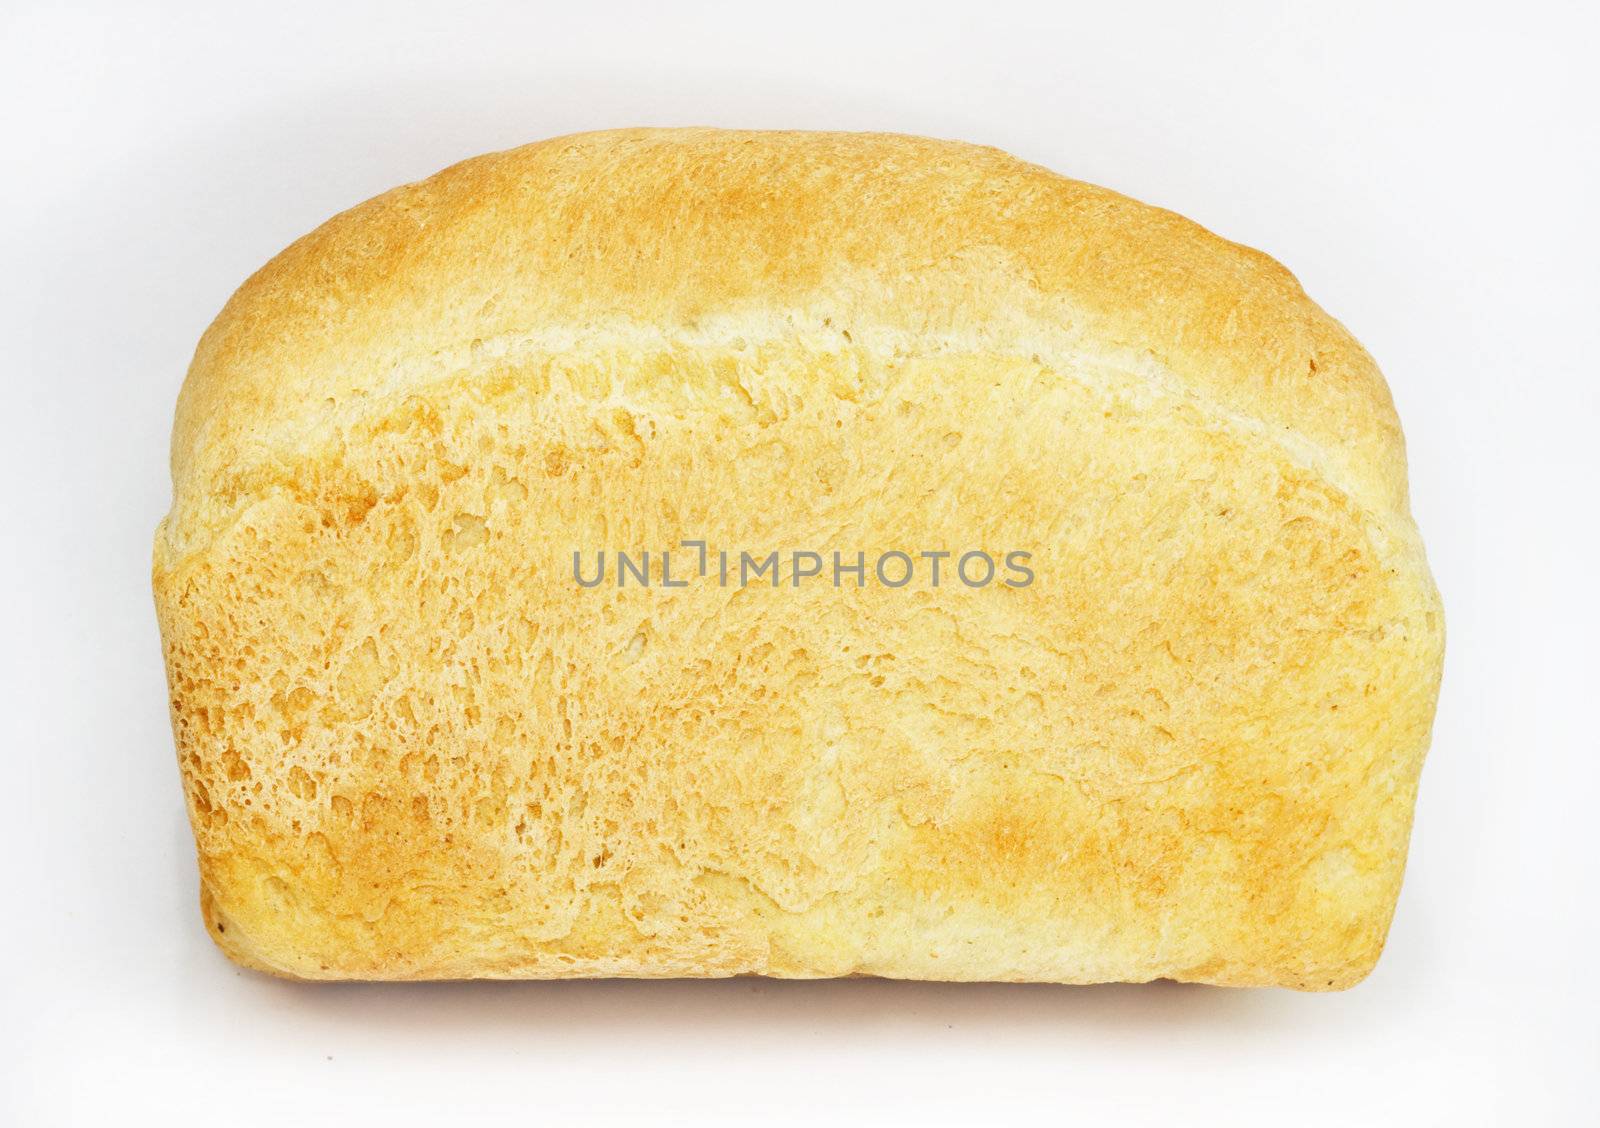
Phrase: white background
[{"left": 2, "top": 1, "right": 1595, "bottom": 1124}]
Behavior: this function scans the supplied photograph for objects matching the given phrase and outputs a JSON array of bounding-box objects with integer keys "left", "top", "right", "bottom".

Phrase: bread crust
[{"left": 154, "top": 129, "right": 1442, "bottom": 987}]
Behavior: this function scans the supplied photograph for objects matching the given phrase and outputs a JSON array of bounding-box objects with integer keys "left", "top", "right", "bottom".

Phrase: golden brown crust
[
  {"left": 155, "top": 129, "right": 1442, "bottom": 987},
  {"left": 170, "top": 129, "right": 1408, "bottom": 526}
]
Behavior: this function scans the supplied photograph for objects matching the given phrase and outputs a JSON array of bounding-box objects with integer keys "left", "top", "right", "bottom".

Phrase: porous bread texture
[{"left": 153, "top": 129, "right": 1444, "bottom": 988}]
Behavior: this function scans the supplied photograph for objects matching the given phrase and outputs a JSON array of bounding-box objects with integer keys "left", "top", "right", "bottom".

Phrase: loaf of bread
[{"left": 153, "top": 128, "right": 1443, "bottom": 988}]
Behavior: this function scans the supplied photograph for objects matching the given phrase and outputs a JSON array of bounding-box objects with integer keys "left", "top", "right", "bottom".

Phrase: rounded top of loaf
[{"left": 170, "top": 128, "right": 1410, "bottom": 526}]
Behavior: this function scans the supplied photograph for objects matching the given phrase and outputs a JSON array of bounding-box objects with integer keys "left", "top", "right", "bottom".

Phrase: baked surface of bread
[{"left": 153, "top": 129, "right": 1443, "bottom": 988}]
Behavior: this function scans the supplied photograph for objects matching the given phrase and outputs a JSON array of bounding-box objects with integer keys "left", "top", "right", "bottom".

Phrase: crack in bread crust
[{"left": 162, "top": 320, "right": 1417, "bottom": 565}]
